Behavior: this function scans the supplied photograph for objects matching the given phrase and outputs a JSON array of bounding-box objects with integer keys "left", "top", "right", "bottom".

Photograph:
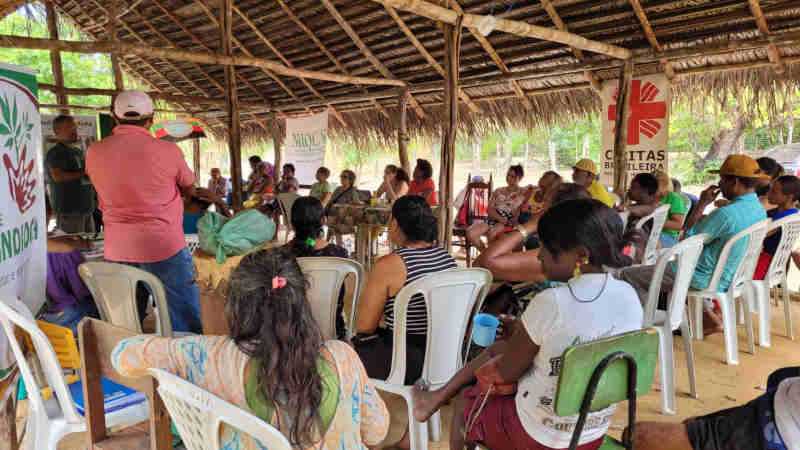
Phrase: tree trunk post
[
  {"left": 221, "top": 0, "right": 242, "bottom": 209},
  {"left": 193, "top": 139, "right": 201, "bottom": 180},
  {"left": 397, "top": 88, "right": 410, "bottom": 174},
  {"left": 272, "top": 114, "right": 283, "bottom": 177},
  {"left": 438, "top": 17, "right": 462, "bottom": 249},
  {"left": 109, "top": 0, "right": 124, "bottom": 90},
  {"left": 613, "top": 59, "right": 634, "bottom": 195},
  {"left": 45, "top": 2, "right": 67, "bottom": 114}
]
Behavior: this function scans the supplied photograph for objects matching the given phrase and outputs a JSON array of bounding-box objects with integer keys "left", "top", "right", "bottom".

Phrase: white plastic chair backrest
[
  {"left": 618, "top": 211, "right": 630, "bottom": 227},
  {"left": 610, "top": 192, "right": 621, "bottom": 208},
  {"left": 277, "top": 192, "right": 301, "bottom": 243},
  {"left": 78, "top": 262, "right": 173, "bottom": 337},
  {"left": 635, "top": 204, "right": 670, "bottom": 265},
  {"left": 705, "top": 219, "right": 770, "bottom": 294},
  {"left": 642, "top": 234, "right": 707, "bottom": 331},
  {"left": 296, "top": 257, "right": 364, "bottom": 341},
  {"left": 764, "top": 214, "right": 800, "bottom": 287},
  {"left": 147, "top": 368, "right": 292, "bottom": 450},
  {"left": 385, "top": 268, "right": 492, "bottom": 387},
  {"left": 0, "top": 298, "right": 83, "bottom": 425},
  {"left": 185, "top": 234, "right": 201, "bottom": 255}
]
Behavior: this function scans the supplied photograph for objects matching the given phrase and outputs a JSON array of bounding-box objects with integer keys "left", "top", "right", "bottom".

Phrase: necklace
[{"left": 567, "top": 273, "right": 609, "bottom": 303}]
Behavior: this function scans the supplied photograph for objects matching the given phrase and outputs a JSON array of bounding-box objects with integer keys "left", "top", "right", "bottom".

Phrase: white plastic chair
[
  {"left": 0, "top": 297, "right": 149, "bottom": 450},
  {"left": 364, "top": 268, "right": 492, "bottom": 450},
  {"left": 296, "top": 257, "right": 364, "bottom": 341},
  {"left": 78, "top": 262, "right": 174, "bottom": 337},
  {"left": 689, "top": 219, "right": 769, "bottom": 365},
  {"left": 185, "top": 234, "right": 201, "bottom": 255},
  {"left": 641, "top": 234, "right": 706, "bottom": 415},
  {"left": 277, "top": 192, "right": 300, "bottom": 244},
  {"left": 746, "top": 214, "right": 800, "bottom": 347},
  {"left": 147, "top": 368, "right": 291, "bottom": 450},
  {"left": 634, "top": 204, "right": 670, "bottom": 265}
]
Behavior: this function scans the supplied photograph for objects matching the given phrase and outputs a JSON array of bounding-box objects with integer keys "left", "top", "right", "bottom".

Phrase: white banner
[
  {"left": 285, "top": 110, "right": 328, "bottom": 185},
  {"left": 600, "top": 74, "right": 671, "bottom": 186},
  {"left": 42, "top": 113, "right": 97, "bottom": 154},
  {"left": 0, "top": 63, "right": 46, "bottom": 370}
]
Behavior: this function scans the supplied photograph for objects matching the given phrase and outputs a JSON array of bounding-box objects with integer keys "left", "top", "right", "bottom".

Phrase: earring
[{"left": 573, "top": 258, "right": 589, "bottom": 279}]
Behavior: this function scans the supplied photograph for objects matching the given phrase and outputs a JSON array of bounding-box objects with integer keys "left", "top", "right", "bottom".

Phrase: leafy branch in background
[{"left": 0, "top": 93, "right": 33, "bottom": 162}]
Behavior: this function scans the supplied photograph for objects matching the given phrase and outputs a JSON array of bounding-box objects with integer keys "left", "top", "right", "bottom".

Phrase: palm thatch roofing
[{"left": 12, "top": 0, "right": 800, "bottom": 143}]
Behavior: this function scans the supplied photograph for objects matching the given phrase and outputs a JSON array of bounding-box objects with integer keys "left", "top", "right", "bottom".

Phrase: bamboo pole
[
  {"left": 45, "top": 2, "right": 67, "bottom": 114},
  {"left": 397, "top": 88, "right": 410, "bottom": 174},
  {"left": 438, "top": 17, "right": 462, "bottom": 250},
  {"left": 193, "top": 139, "right": 201, "bottom": 181},
  {"left": 272, "top": 115, "right": 283, "bottom": 182},
  {"left": 109, "top": 0, "right": 124, "bottom": 90},
  {"left": 369, "top": 0, "right": 631, "bottom": 59},
  {"left": 613, "top": 60, "right": 634, "bottom": 195},
  {"left": 221, "top": 0, "right": 242, "bottom": 209},
  {"left": 0, "top": 35, "right": 407, "bottom": 88}
]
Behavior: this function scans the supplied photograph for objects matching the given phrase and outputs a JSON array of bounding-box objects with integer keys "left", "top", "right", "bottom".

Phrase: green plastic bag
[{"left": 197, "top": 210, "right": 276, "bottom": 263}]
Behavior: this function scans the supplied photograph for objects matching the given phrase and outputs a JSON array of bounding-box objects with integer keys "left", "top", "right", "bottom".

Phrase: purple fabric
[{"left": 46, "top": 250, "right": 92, "bottom": 313}]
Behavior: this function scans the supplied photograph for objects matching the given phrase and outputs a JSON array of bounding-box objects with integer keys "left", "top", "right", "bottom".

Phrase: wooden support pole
[
  {"left": 613, "top": 60, "right": 634, "bottom": 195},
  {"left": 193, "top": 139, "right": 201, "bottom": 180},
  {"left": 45, "top": 2, "right": 67, "bottom": 114},
  {"left": 0, "top": 35, "right": 407, "bottom": 88},
  {"left": 438, "top": 18, "right": 462, "bottom": 250},
  {"left": 397, "top": 88, "right": 410, "bottom": 175},
  {"left": 37, "top": 83, "right": 264, "bottom": 108},
  {"left": 109, "top": 0, "right": 124, "bottom": 90},
  {"left": 272, "top": 115, "right": 283, "bottom": 179},
  {"left": 221, "top": 0, "right": 242, "bottom": 209}
]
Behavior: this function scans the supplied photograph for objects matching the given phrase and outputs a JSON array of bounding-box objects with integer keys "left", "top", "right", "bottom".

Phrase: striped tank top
[{"left": 383, "top": 246, "right": 458, "bottom": 336}]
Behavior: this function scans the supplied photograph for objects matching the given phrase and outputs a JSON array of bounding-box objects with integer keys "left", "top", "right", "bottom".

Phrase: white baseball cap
[{"left": 114, "top": 90, "right": 154, "bottom": 119}]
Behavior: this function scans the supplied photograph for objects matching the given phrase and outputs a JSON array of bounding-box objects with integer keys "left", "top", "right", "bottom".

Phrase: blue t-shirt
[
  {"left": 763, "top": 208, "right": 799, "bottom": 255},
  {"left": 183, "top": 213, "right": 204, "bottom": 234}
]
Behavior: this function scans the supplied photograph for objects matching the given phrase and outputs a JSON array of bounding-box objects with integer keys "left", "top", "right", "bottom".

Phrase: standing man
[
  {"left": 276, "top": 163, "right": 299, "bottom": 193},
  {"left": 86, "top": 90, "right": 201, "bottom": 333},
  {"left": 572, "top": 158, "right": 615, "bottom": 207},
  {"left": 46, "top": 115, "right": 96, "bottom": 233}
]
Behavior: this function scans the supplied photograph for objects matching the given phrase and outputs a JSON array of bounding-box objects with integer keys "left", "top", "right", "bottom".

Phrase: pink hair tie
[{"left": 272, "top": 276, "right": 287, "bottom": 290}]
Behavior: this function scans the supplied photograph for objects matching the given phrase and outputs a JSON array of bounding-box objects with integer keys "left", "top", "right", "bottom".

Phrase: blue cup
[{"left": 472, "top": 313, "right": 500, "bottom": 347}]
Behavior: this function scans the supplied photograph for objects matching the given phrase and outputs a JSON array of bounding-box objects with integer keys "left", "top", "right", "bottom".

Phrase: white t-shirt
[
  {"left": 775, "top": 377, "right": 800, "bottom": 448},
  {"left": 515, "top": 273, "right": 644, "bottom": 448}
]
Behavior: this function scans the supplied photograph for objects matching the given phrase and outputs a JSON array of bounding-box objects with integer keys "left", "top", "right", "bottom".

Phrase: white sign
[
  {"left": 285, "top": 110, "right": 328, "bottom": 185},
  {"left": 42, "top": 113, "right": 97, "bottom": 154},
  {"left": 600, "top": 74, "right": 671, "bottom": 186},
  {"left": 0, "top": 63, "right": 46, "bottom": 370}
]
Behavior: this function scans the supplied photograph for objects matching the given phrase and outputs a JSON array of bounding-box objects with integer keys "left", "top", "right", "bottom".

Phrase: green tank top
[{"left": 244, "top": 356, "right": 340, "bottom": 437}]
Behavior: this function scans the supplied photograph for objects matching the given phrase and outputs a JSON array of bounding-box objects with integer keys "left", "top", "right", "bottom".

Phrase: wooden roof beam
[
  {"left": 629, "top": 0, "right": 675, "bottom": 80},
  {"left": 369, "top": 0, "right": 631, "bottom": 60},
  {"left": 273, "top": 0, "right": 392, "bottom": 120},
  {"left": 448, "top": 0, "right": 532, "bottom": 109},
  {"left": 747, "top": 0, "right": 785, "bottom": 74},
  {"left": 383, "top": 5, "right": 480, "bottom": 113},
  {"left": 320, "top": 0, "right": 426, "bottom": 119}
]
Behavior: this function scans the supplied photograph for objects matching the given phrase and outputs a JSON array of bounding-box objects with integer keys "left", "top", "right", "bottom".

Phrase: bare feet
[
  {"left": 702, "top": 308, "right": 723, "bottom": 336},
  {"left": 411, "top": 380, "right": 440, "bottom": 423}
]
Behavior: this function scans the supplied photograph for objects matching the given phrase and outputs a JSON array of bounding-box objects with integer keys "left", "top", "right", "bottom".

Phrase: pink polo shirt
[{"left": 86, "top": 125, "right": 195, "bottom": 263}]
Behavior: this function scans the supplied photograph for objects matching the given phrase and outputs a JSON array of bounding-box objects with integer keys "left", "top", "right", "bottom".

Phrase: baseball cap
[
  {"left": 572, "top": 158, "right": 598, "bottom": 176},
  {"left": 709, "top": 155, "right": 771, "bottom": 179},
  {"left": 114, "top": 90, "right": 154, "bottom": 119}
]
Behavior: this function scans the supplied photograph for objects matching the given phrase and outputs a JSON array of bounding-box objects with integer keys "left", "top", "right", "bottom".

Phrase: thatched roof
[{"left": 21, "top": 0, "right": 800, "bottom": 143}]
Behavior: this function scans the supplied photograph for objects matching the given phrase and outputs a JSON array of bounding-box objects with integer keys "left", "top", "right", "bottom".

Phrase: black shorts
[
  {"left": 685, "top": 397, "right": 764, "bottom": 450},
  {"left": 352, "top": 327, "right": 426, "bottom": 385}
]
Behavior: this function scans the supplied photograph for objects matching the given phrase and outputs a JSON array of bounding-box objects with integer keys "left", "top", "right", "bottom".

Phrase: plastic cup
[{"left": 472, "top": 313, "right": 500, "bottom": 347}]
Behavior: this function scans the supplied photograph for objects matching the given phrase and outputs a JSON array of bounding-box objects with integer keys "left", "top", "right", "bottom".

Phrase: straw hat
[
  {"left": 572, "top": 158, "right": 599, "bottom": 176},
  {"left": 709, "top": 155, "right": 771, "bottom": 179}
]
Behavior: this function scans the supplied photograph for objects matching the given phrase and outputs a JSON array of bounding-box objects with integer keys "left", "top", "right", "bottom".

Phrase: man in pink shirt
[{"left": 86, "top": 90, "right": 201, "bottom": 333}]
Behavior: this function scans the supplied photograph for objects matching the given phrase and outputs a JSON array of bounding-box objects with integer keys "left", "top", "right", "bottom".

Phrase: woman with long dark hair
[
  {"left": 412, "top": 199, "right": 643, "bottom": 450},
  {"left": 408, "top": 159, "right": 438, "bottom": 206},
  {"left": 375, "top": 164, "right": 410, "bottom": 203},
  {"left": 112, "top": 246, "right": 389, "bottom": 449}
]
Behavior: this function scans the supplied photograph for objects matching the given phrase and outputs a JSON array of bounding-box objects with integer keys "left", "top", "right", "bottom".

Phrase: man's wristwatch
[{"left": 515, "top": 224, "right": 529, "bottom": 240}]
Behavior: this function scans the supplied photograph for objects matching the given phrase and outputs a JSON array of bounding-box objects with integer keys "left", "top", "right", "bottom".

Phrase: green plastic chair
[{"left": 554, "top": 328, "right": 659, "bottom": 450}]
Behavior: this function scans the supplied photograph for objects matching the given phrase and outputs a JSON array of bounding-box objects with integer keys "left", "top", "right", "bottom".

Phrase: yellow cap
[
  {"left": 572, "top": 158, "right": 598, "bottom": 176},
  {"left": 709, "top": 155, "right": 771, "bottom": 179}
]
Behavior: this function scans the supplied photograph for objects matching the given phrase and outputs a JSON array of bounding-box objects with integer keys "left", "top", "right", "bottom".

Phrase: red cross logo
[{"left": 607, "top": 80, "right": 667, "bottom": 146}]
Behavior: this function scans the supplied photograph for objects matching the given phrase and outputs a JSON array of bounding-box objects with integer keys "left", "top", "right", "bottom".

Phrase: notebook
[{"left": 68, "top": 377, "right": 147, "bottom": 415}]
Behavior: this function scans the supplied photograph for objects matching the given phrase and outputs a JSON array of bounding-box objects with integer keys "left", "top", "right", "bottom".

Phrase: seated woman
[
  {"left": 755, "top": 175, "right": 800, "bottom": 279},
  {"left": 412, "top": 199, "right": 644, "bottom": 450},
  {"left": 408, "top": 158, "right": 439, "bottom": 206},
  {"left": 375, "top": 164, "right": 410, "bottom": 203},
  {"left": 467, "top": 165, "right": 533, "bottom": 252},
  {"left": 520, "top": 170, "right": 561, "bottom": 219},
  {"left": 43, "top": 196, "right": 100, "bottom": 335},
  {"left": 474, "top": 183, "right": 591, "bottom": 282},
  {"left": 327, "top": 170, "right": 360, "bottom": 246},
  {"left": 352, "top": 195, "right": 457, "bottom": 385},
  {"left": 286, "top": 196, "right": 349, "bottom": 339},
  {"left": 112, "top": 246, "right": 389, "bottom": 449},
  {"left": 183, "top": 187, "right": 231, "bottom": 234},
  {"left": 653, "top": 170, "right": 688, "bottom": 248}
]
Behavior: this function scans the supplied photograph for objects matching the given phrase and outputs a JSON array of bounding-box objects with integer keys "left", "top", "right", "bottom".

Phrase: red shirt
[
  {"left": 86, "top": 125, "right": 195, "bottom": 262},
  {"left": 409, "top": 178, "right": 438, "bottom": 206}
]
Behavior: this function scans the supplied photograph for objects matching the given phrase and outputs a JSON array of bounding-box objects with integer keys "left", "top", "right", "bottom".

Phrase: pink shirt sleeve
[{"left": 171, "top": 143, "right": 195, "bottom": 188}]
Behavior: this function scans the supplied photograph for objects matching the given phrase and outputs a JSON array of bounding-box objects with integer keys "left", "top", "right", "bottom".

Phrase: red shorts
[
  {"left": 462, "top": 385, "right": 604, "bottom": 450},
  {"left": 753, "top": 251, "right": 772, "bottom": 280}
]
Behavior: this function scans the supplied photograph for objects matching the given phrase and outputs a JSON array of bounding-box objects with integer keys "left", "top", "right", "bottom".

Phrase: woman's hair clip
[
  {"left": 272, "top": 276, "right": 287, "bottom": 290},
  {"left": 305, "top": 237, "right": 315, "bottom": 247}
]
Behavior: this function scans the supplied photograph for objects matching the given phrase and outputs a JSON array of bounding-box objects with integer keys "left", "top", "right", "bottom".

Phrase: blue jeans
[
  {"left": 659, "top": 233, "right": 679, "bottom": 248},
  {"left": 111, "top": 248, "right": 202, "bottom": 334},
  {"left": 41, "top": 301, "right": 100, "bottom": 336}
]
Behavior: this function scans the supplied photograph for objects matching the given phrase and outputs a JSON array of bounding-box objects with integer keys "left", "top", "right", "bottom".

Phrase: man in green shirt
[{"left": 45, "top": 115, "right": 96, "bottom": 233}]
